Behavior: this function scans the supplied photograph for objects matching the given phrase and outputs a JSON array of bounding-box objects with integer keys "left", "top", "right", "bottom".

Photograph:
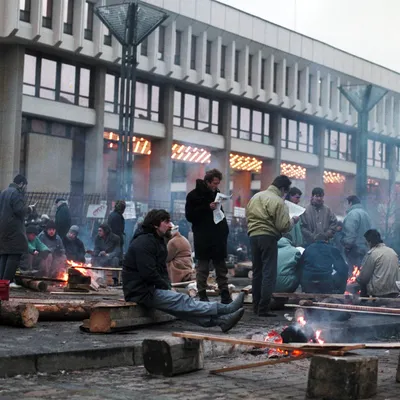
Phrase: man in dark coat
[
  {"left": 93, "top": 223, "right": 121, "bottom": 284},
  {"left": 185, "top": 169, "right": 231, "bottom": 303},
  {"left": 107, "top": 200, "right": 126, "bottom": 253},
  {"left": 55, "top": 198, "right": 71, "bottom": 239},
  {"left": 122, "top": 209, "right": 245, "bottom": 332},
  {"left": 63, "top": 225, "right": 86, "bottom": 263},
  {"left": 299, "top": 233, "right": 348, "bottom": 294},
  {"left": 0, "top": 175, "right": 30, "bottom": 281}
]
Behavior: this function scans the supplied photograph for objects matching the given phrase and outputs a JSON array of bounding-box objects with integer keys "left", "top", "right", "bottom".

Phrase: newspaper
[
  {"left": 213, "top": 192, "right": 232, "bottom": 224},
  {"left": 284, "top": 200, "right": 306, "bottom": 219}
]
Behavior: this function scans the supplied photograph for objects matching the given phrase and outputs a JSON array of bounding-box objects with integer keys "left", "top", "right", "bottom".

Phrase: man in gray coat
[
  {"left": 0, "top": 175, "right": 30, "bottom": 281},
  {"left": 342, "top": 195, "right": 372, "bottom": 269}
]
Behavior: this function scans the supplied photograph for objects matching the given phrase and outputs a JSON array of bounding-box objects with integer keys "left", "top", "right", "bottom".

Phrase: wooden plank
[
  {"left": 210, "top": 354, "right": 309, "bottom": 374},
  {"left": 241, "top": 285, "right": 252, "bottom": 294},
  {"left": 172, "top": 332, "right": 366, "bottom": 352},
  {"left": 87, "top": 304, "right": 175, "bottom": 333},
  {"left": 171, "top": 281, "right": 196, "bottom": 288},
  {"left": 50, "top": 291, "right": 116, "bottom": 296},
  {"left": 72, "top": 266, "right": 122, "bottom": 271}
]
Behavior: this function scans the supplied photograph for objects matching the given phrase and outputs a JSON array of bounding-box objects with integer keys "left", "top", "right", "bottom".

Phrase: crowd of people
[{"left": 0, "top": 170, "right": 399, "bottom": 333}]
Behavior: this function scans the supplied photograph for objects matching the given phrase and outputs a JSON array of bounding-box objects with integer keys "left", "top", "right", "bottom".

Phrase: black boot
[
  {"left": 214, "top": 308, "right": 245, "bottom": 333},
  {"left": 198, "top": 291, "right": 209, "bottom": 302},
  {"left": 217, "top": 292, "right": 245, "bottom": 315},
  {"left": 220, "top": 290, "right": 232, "bottom": 304}
]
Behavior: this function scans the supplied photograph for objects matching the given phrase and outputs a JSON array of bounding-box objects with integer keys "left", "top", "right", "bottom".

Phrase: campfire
[
  {"left": 347, "top": 265, "right": 361, "bottom": 284},
  {"left": 254, "top": 313, "right": 325, "bottom": 358}
]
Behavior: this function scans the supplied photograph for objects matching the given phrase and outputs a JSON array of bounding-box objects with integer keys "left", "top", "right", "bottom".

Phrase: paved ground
[{"left": 0, "top": 348, "right": 398, "bottom": 400}]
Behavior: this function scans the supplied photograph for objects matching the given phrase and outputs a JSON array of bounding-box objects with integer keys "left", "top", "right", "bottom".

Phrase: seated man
[
  {"left": 275, "top": 235, "right": 302, "bottom": 293},
  {"left": 23, "top": 225, "right": 52, "bottom": 274},
  {"left": 122, "top": 209, "right": 245, "bottom": 332},
  {"left": 299, "top": 233, "right": 348, "bottom": 294},
  {"left": 357, "top": 229, "right": 399, "bottom": 298},
  {"left": 166, "top": 224, "right": 195, "bottom": 283},
  {"left": 93, "top": 224, "right": 121, "bottom": 284},
  {"left": 38, "top": 220, "right": 67, "bottom": 277},
  {"left": 63, "top": 225, "right": 86, "bottom": 263}
]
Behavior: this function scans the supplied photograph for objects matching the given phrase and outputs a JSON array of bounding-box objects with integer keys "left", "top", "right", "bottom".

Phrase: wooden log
[
  {"left": 15, "top": 274, "right": 66, "bottom": 283},
  {"left": 288, "top": 304, "right": 400, "bottom": 317},
  {"left": 86, "top": 303, "right": 176, "bottom": 333},
  {"left": 72, "top": 266, "right": 122, "bottom": 271},
  {"left": 34, "top": 303, "right": 93, "bottom": 321},
  {"left": 19, "top": 279, "right": 48, "bottom": 292},
  {"left": 0, "top": 302, "right": 39, "bottom": 328},
  {"left": 143, "top": 336, "right": 204, "bottom": 377},
  {"left": 171, "top": 280, "right": 196, "bottom": 288},
  {"left": 210, "top": 354, "right": 309, "bottom": 374},
  {"left": 172, "top": 332, "right": 366, "bottom": 353}
]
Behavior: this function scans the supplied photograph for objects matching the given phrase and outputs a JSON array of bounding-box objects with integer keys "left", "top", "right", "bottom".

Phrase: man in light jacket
[
  {"left": 342, "top": 195, "right": 372, "bottom": 269},
  {"left": 246, "top": 175, "right": 299, "bottom": 317},
  {"left": 357, "top": 229, "right": 399, "bottom": 297},
  {"left": 301, "top": 187, "right": 338, "bottom": 247}
]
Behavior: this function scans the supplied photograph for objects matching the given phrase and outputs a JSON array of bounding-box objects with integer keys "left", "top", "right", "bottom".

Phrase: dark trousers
[
  {"left": 197, "top": 259, "right": 229, "bottom": 293},
  {"left": 345, "top": 246, "right": 367, "bottom": 274},
  {"left": 250, "top": 235, "right": 278, "bottom": 314},
  {"left": 0, "top": 254, "right": 22, "bottom": 280},
  {"left": 302, "top": 280, "right": 333, "bottom": 294}
]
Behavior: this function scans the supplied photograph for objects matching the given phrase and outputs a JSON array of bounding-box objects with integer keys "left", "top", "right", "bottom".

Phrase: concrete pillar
[
  {"left": 260, "top": 113, "right": 282, "bottom": 190},
  {"left": 232, "top": 171, "right": 252, "bottom": 207},
  {"left": 186, "top": 163, "right": 205, "bottom": 194},
  {"left": 0, "top": 44, "right": 24, "bottom": 189},
  {"left": 132, "top": 155, "right": 150, "bottom": 201},
  {"left": 84, "top": 66, "right": 106, "bottom": 194},
  {"left": 344, "top": 175, "right": 356, "bottom": 196},
  {"left": 210, "top": 100, "right": 231, "bottom": 195},
  {"left": 306, "top": 124, "right": 325, "bottom": 195},
  {"left": 149, "top": 84, "right": 174, "bottom": 209}
]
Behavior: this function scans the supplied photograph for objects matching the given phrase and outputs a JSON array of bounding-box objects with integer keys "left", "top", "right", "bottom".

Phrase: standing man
[
  {"left": 285, "top": 187, "right": 304, "bottom": 247},
  {"left": 122, "top": 209, "right": 245, "bottom": 332},
  {"left": 342, "top": 195, "right": 372, "bottom": 268},
  {"left": 301, "top": 187, "right": 338, "bottom": 247},
  {"left": 246, "top": 175, "right": 299, "bottom": 317},
  {"left": 55, "top": 198, "right": 71, "bottom": 239},
  {"left": 357, "top": 230, "right": 399, "bottom": 297},
  {"left": 185, "top": 169, "right": 231, "bottom": 304},
  {"left": 108, "top": 200, "right": 126, "bottom": 255},
  {"left": 0, "top": 175, "right": 30, "bottom": 282}
]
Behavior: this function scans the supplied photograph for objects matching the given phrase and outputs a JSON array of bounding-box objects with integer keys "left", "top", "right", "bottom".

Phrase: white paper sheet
[
  {"left": 213, "top": 192, "right": 232, "bottom": 224},
  {"left": 284, "top": 200, "right": 306, "bottom": 219}
]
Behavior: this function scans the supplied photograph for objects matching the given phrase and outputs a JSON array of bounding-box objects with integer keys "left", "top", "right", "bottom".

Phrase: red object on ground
[{"left": 0, "top": 280, "right": 10, "bottom": 300}]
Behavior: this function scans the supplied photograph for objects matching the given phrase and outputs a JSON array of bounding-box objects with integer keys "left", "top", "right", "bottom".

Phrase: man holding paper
[
  {"left": 246, "top": 175, "right": 299, "bottom": 317},
  {"left": 185, "top": 169, "right": 232, "bottom": 304}
]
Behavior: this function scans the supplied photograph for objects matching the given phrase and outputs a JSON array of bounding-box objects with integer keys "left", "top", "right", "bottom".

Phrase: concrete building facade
[{"left": 1, "top": 0, "right": 400, "bottom": 219}]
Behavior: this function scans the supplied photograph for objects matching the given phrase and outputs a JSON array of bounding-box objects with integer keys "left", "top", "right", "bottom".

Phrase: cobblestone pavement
[{"left": 0, "top": 349, "right": 398, "bottom": 400}]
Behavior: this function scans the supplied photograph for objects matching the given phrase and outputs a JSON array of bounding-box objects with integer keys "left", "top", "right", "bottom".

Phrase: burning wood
[
  {"left": 56, "top": 260, "right": 103, "bottom": 291},
  {"left": 347, "top": 265, "right": 361, "bottom": 284}
]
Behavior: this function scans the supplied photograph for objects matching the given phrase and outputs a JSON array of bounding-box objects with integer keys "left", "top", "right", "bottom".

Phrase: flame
[
  {"left": 315, "top": 330, "right": 324, "bottom": 345},
  {"left": 347, "top": 266, "right": 361, "bottom": 284},
  {"left": 297, "top": 316, "right": 306, "bottom": 327},
  {"left": 296, "top": 314, "right": 325, "bottom": 344},
  {"left": 264, "top": 330, "right": 288, "bottom": 357}
]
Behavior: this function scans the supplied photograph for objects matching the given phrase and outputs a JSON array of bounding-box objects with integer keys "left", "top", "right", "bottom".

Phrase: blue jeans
[{"left": 148, "top": 289, "right": 219, "bottom": 328}]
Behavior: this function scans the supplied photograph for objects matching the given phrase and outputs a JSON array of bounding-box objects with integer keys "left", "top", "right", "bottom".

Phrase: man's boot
[
  {"left": 213, "top": 308, "right": 245, "bottom": 333},
  {"left": 217, "top": 292, "right": 245, "bottom": 315},
  {"left": 220, "top": 289, "right": 232, "bottom": 304},
  {"left": 198, "top": 291, "right": 209, "bottom": 302}
]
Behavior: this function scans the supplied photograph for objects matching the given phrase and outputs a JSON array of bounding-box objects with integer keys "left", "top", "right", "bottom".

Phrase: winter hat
[
  {"left": 26, "top": 225, "right": 38, "bottom": 234},
  {"left": 69, "top": 225, "right": 80, "bottom": 234},
  {"left": 46, "top": 220, "right": 57, "bottom": 230},
  {"left": 41, "top": 214, "right": 50, "bottom": 221}
]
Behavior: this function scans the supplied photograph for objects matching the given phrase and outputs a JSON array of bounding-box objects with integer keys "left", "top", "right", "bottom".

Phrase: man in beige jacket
[
  {"left": 246, "top": 175, "right": 299, "bottom": 317},
  {"left": 357, "top": 229, "right": 399, "bottom": 297}
]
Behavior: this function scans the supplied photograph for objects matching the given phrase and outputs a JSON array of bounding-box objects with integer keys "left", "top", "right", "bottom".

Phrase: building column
[
  {"left": 0, "top": 44, "right": 24, "bottom": 188},
  {"left": 232, "top": 171, "right": 252, "bottom": 207},
  {"left": 132, "top": 155, "right": 150, "bottom": 201},
  {"left": 84, "top": 66, "right": 105, "bottom": 194},
  {"left": 210, "top": 100, "right": 231, "bottom": 195},
  {"left": 260, "top": 112, "right": 282, "bottom": 190},
  {"left": 306, "top": 124, "right": 325, "bottom": 196},
  {"left": 149, "top": 84, "right": 174, "bottom": 209},
  {"left": 344, "top": 175, "right": 356, "bottom": 196}
]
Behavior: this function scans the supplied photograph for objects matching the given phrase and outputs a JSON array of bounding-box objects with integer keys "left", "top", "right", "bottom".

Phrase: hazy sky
[{"left": 219, "top": 0, "right": 400, "bottom": 72}]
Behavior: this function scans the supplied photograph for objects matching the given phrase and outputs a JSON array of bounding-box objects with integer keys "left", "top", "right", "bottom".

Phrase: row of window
[
  {"left": 324, "top": 129, "right": 352, "bottom": 161},
  {"left": 282, "top": 118, "right": 314, "bottom": 153},
  {"left": 23, "top": 53, "right": 92, "bottom": 107}
]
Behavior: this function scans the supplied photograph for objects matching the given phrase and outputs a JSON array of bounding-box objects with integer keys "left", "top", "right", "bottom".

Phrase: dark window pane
[
  {"left": 63, "top": 0, "right": 74, "bottom": 34},
  {"left": 221, "top": 45, "right": 226, "bottom": 78},
  {"left": 52, "top": 123, "right": 67, "bottom": 137},
  {"left": 191, "top": 35, "right": 197, "bottom": 70},
  {"left": 261, "top": 58, "right": 266, "bottom": 89},
  {"left": 141, "top": 37, "right": 148, "bottom": 56},
  {"left": 206, "top": 40, "right": 212, "bottom": 74},
  {"left": 234, "top": 50, "right": 240, "bottom": 82},
  {"left": 32, "top": 119, "right": 48, "bottom": 133},
  {"left": 158, "top": 26, "right": 165, "bottom": 60},
  {"left": 175, "top": 30, "right": 182, "bottom": 65}
]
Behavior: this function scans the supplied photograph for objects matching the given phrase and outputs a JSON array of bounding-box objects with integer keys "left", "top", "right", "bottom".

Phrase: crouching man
[
  {"left": 357, "top": 230, "right": 400, "bottom": 298},
  {"left": 122, "top": 209, "right": 245, "bottom": 332},
  {"left": 24, "top": 225, "right": 52, "bottom": 274}
]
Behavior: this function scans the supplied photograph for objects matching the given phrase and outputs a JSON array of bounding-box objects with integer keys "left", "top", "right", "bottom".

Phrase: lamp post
[
  {"left": 339, "top": 84, "right": 387, "bottom": 203},
  {"left": 95, "top": 1, "right": 168, "bottom": 199}
]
